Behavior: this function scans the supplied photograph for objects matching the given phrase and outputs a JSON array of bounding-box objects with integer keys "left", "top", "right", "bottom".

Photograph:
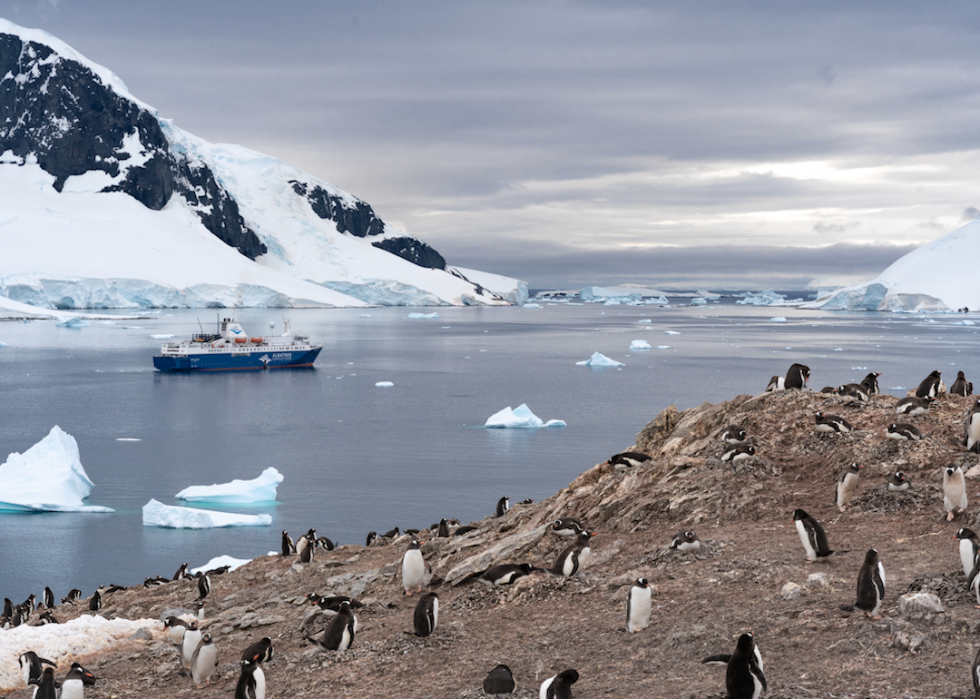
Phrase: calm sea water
[{"left": 0, "top": 301, "right": 978, "bottom": 600}]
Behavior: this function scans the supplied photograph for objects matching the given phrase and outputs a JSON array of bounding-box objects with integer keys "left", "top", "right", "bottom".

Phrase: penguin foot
[{"left": 838, "top": 506, "right": 847, "bottom": 513}]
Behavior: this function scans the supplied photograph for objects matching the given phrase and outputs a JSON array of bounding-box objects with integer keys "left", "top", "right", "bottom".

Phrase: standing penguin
[
  {"left": 306, "top": 600, "right": 356, "bottom": 651},
  {"left": 173, "top": 562, "right": 189, "bottom": 581},
  {"left": 965, "top": 399, "right": 980, "bottom": 452},
  {"left": 550, "top": 532, "right": 595, "bottom": 578},
  {"left": 626, "top": 578, "right": 652, "bottom": 633},
  {"left": 181, "top": 620, "right": 203, "bottom": 670},
  {"left": 944, "top": 463, "right": 968, "bottom": 521},
  {"left": 42, "top": 587, "right": 54, "bottom": 609},
  {"left": 539, "top": 669, "right": 579, "bottom": 699},
  {"left": 483, "top": 664, "right": 516, "bottom": 697},
  {"left": 164, "top": 616, "right": 189, "bottom": 645},
  {"left": 240, "top": 636, "right": 274, "bottom": 664},
  {"left": 401, "top": 539, "right": 429, "bottom": 595},
  {"left": 281, "top": 530, "right": 295, "bottom": 556},
  {"left": 19, "top": 651, "right": 56, "bottom": 687},
  {"left": 670, "top": 530, "right": 701, "bottom": 551},
  {"left": 195, "top": 571, "right": 211, "bottom": 601},
  {"left": 956, "top": 528, "right": 980, "bottom": 578},
  {"left": 191, "top": 632, "right": 218, "bottom": 688},
  {"left": 916, "top": 370, "right": 944, "bottom": 398},
  {"left": 972, "top": 644, "right": 980, "bottom": 699},
  {"left": 496, "top": 496, "right": 511, "bottom": 517},
  {"left": 784, "top": 363, "right": 811, "bottom": 390},
  {"left": 235, "top": 658, "right": 266, "bottom": 699},
  {"left": 437, "top": 519, "right": 451, "bottom": 538},
  {"left": 887, "top": 472, "right": 911, "bottom": 491},
  {"left": 836, "top": 464, "right": 862, "bottom": 512},
  {"left": 412, "top": 592, "right": 439, "bottom": 637},
  {"left": 951, "top": 371, "right": 973, "bottom": 397},
  {"left": 88, "top": 590, "right": 102, "bottom": 612},
  {"left": 365, "top": 531, "right": 378, "bottom": 547},
  {"left": 29, "top": 666, "right": 58, "bottom": 699},
  {"left": 792, "top": 509, "right": 834, "bottom": 562},
  {"left": 59, "top": 662, "right": 96, "bottom": 699},
  {"left": 841, "top": 549, "right": 885, "bottom": 618},
  {"left": 725, "top": 633, "right": 767, "bottom": 699},
  {"left": 860, "top": 371, "right": 881, "bottom": 395}
]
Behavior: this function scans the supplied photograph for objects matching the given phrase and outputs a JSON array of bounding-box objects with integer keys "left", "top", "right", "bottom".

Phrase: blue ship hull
[{"left": 153, "top": 347, "right": 322, "bottom": 372}]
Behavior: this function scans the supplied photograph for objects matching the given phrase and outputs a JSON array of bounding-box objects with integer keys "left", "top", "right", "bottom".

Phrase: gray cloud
[{"left": 964, "top": 207, "right": 980, "bottom": 221}]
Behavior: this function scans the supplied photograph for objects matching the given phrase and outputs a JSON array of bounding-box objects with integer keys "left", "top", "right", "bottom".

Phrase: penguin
[
  {"left": 539, "top": 669, "right": 579, "bottom": 699},
  {"left": 944, "top": 463, "right": 968, "bottom": 521},
  {"left": 3, "top": 597, "right": 11, "bottom": 618},
  {"left": 551, "top": 532, "right": 596, "bottom": 577},
  {"left": 191, "top": 632, "right": 218, "bottom": 688},
  {"left": 382, "top": 527, "right": 401, "bottom": 539},
  {"left": 483, "top": 664, "right": 515, "bottom": 697},
  {"left": 765, "top": 375, "right": 784, "bottom": 392},
  {"left": 437, "top": 519, "right": 450, "bottom": 538},
  {"left": 887, "top": 472, "right": 911, "bottom": 491},
  {"left": 454, "top": 525, "right": 478, "bottom": 536},
  {"left": 951, "top": 370, "right": 973, "bottom": 397},
  {"left": 144, "top": 576, "right": 169, "bottom": 588},
  {"left": 965, "top": 399, "right": 980, "bottom": 452},
  {"left": 38, "top": 611, "right": 59, "bottom": 624},
  {"left": 819, "top": 386, "right": 838, "bottom": 394},
  {"left": 235, "top": 658, "right": 266, "bottom": 699},
  {"left": 972, "top": 644, "right": 980, "bottom": 699},
  {"left": 860, "top": 371, "right": 881, "bottom": 395},
  {"left": 841, "top": 548, "right": 885, "bottom": 618},
  {"left": 970, "top": 563, "right": 980, "bottom": 609},
  {"left": 551, "top": 518, "right": 586, "bottom": 537},
  {"left": 306, "top": 593, "right": 364, "bottom": 614},
  {"left": 306, "top": 600, "right": 356, "bottom": 651},
  {"left": 473, "top": 563, "right": 539, "bottom": 586},
  {"left": 197, "top": 600, "right": 207, "bottom": 622},
  {"left": 607, "top": 451, "right": 651, "bottom": 468},
  {"left": 60, "top": 662, "right": 96, "bottom": 699},
  {"left": 837, "top": 383, "right": 869, "bottom": 401},
  {"left": 241, "top": 636, "right": 274, "bottom": 664},
  {"left": 626, "top": 577, "right": 652, "bottom": 633},
  {"left": 196, "top": 571, "right": 211, "bottom": 601},
  {"left": 19, "top": 651, "right": 56, "bottom": 686},
  {"left": 896, "top": 395, "right": 933, "bottom": 416},
  {"left": 815, "top": 411, "right": 852, "bottom": 433},
  {"left": 793, "top": 509, "right": 834, "bottom": 562},
  {"left": 496, "top": 496, "right": 511, "bottom": 517},
  {"left": 316, "top": 536, "right": 335, "bottom": 551},
  {"left": 412, "top": 591, "right": 439, "bottom": 637},
  {"left": 61, "top": 589, "right": 82, "bottom": 605},
  {"left": 365, "top": 531, "right": 378, "bottom": 547},
  {"left": 21, "top": 593, "right": 36, "bottom": 612},
  {"left": 88, "top": 589, "right": 102, "bottom": 612},
  {"left": 281, "top": 531, "right": 295, "bottom": 556},
  {"left": 915, "top": 369, "right": 944, "bottom": 398},
  {"left": 721, "top": 444, "right": 756, "bottom": 462},
  {"left": 173, "top": 562, "right": 189, "bottom": 580},
  {"left": 956, "top": 528, "right": 980, "bottom": 578},
  {"left": 724, "top": 633, "right": 767, "bottom": 699},
  {"left": 836, "top": 463, "right": 862, "bottom": 512},
  {"left": 181, "top": 620, "right": 203, "bottom": 670},
  {"left": 720, "top": 425, "right": 748, "bottom": 444},
  {"left": 42, "top": 586, "right": 54, "bottom": 609},
  {"left": 885, "top": 423, "right": 922, "bottom": 441},
  {"left": 28, "top": 666, "right": 57, "bottom": 699},
  {"left": 402, "top": 539, "right": 429, "bottom": 595},
  {"left": 296, "top": 529, "right": 315, "bottom": 559},
  {"left": 670, "top": 530, "right": 700, "bottom": 552},
  {"left": 164, "top": 615, "right": 189, "bottom": 645},
  {"left": 785, "top": 363, "right": 811, "bottom": 390}
]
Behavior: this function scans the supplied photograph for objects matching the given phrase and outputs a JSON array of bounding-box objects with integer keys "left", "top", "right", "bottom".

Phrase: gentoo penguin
[
  {"left": 765, "top": 375, "right": 784, "bottom": 392},
  {"left": 956, "top": 528, "right": 980, "bottom": 578},
  {"left": 365, "top": 531, "right": 378, "bottom": 547},
  {"left": 21, "top": 593, "right": 36, "bottom": 612},
  {"left": 722, "top": 444, "right": 756, "bottom": 462},
  {"left": 306, "top": 600, "right": 356, "bottom": 650},
  {"left": 670, "top": 530, "right": 701, "bottom": 552},
  {"left": 896, "top": 395, "right": 933, "bottom": 416},
  {"left": 402, "top": 539, "right": 429, "bottom": 595},
  {"left": 819, "top": 386, "right": 838, "bottom": 394},
  {"left": 815, "top": 411, "right": 852, "bottom": 434},
  {"left": 383, "top": 526, "right": 400, "bottom": 539},
  {"left": 720, "top": 425, "right": 748, "bottom": 444},
  {"left": 943, "top": 463, "right": 968, "bottom": 521},
  {"left": 164, "top": 615, "right": 189, "bottom": 644},
  {"left": 195, "top": 571, "right": 211, "bottom": 601},
  {"left": 19, "top": 651, "right": 56, "bottom": 686},
  {"left": 887, "top": 472, "right": 911, "bottom": 491},
  {"left": 173, "top": 562, "right": 189, "bottom": 580},
  {"left": 181, "top": 620, "right": 203, "bottom": 669},
  {"left": 965, "top": 399, "right": 980, "bottom": 452},
  {"left": 475, "top": 563, "right": 539, "bottom": 586},
  {"left": 915, "top": 369, "right": 944, "bottom": 398},
  {"left": 241, "top": 636, "right": 274, "bottom": 664},
  {"left": 483, "top": 664, "right": 516, "bottom": 697},
  {"left": 144, "top": 576, "right": 169, "bottom": 588},
  {"left": 42, "top": 586, "right": 54, "bottom": 609},
  {"left": 951, "top": 370, "right": 974, "bottom": 397},
  {"left": 437, "top": 518, "right": 451, "bottom": 538},
  {"left": 725, "top": 633, "right": 767, "bottom": 699},
  {"left": 496, "top": 496, "right": 511, "bottom": 517},
  {"left": 455, "top": 524, "right": 478, "bottom": 536},
  {"left": 88, "top": 589, "right": 102, "bottom": 612},
  {"left": 28, "top": 666, "right": 57, "bottom": 699},
  {"left": 38, "top": 611, "right": 59, "bottom": 624},
  {"left": 550, "top": 531, "right": 596, "bottom": 578},
  {"left": 841, "top": 549, "right": 885, "bottom": 618},
  {"left": 197, "top": 600, "right": 207, "bottom": 622},
  {"left": 626, "top": 577, "right": 652, "bottom": 633},
  {"left": 792, "top": 509, "right": 834, "bottom": 562},
  {"left": 539, "top": 669, "right": 579, "bottom": 699},
  {"left": 785, "top": 363, "right": 811, "bottom": 390},
  {"left": 306, "top": 593, "right": 364, "bottom": 614},
  {"left": 886, "top": 422, "right": 922, "bottom": 441},
  {"left": 235, "top": 658, "right": 266, "bottom": 699},
  {"left": 60, "top": 662, "right": 96, "bottom": 699},
  {"left": 607, "top": 451, "right": 651, "bottom": 468},
  {"left": 62, "top": 589, "right": 82, "bottom": 605},
  {"left": 860, "top": 371, "right": 881, "bottom": 395},
  {"left": 837, "top": 383, "right": 869, "bottom": 401},
  {"left": 3, "top": 597, "right": 11, "bottom": 618},
  {"left": 551, "top": 517, "right": 586, "bottom": 537},
  {"left": 412, "top": 592, "right": 439, "bottom": 637},
  {"left": 972, "top": 645, "right": 980, "bottom": 699},
  {"left": 315, "top": 535, "right": 335, "bottom": 551},
  {"left": 191, "top": 632, "right": 218, "bottom": 688},
  {"left": 836, "top": 463, "right": 862, "bottom": 512},
  {"left": 281, "top": 530, "right": 295, "bottom": 556},
  {"left": 296, "top": 529, "right": 315, "bottom": 560}
]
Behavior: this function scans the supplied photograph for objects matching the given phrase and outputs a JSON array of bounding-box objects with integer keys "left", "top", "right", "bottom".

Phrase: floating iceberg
[
  {"left": 0, "top": 426, "right": 113, "bottom": 513},
  {"left": 0, "top": 340, "right": 6, "bottom": 347},
  {"left": 737, "top": 289, "right": 787, "bottom": 306},
  {"left": 191, "top": 555, "right": 252, "bottom": 575},
  {"left": 523, "top": 303, "right": 542, "bottom": 309},
  {"left": 630, "top": 340, "right": 652, "bottom": 350},
  {"left": 648, "top": 295, "right": 669, "bottom": 305},
  {"left": 150, "top": 333, "right": 175, "bottom": 339},
  {"left": 485, "top": 404, "right": 566, "bottom": 428},
  {"left": 637, "top": 319, "right": 652, "bottom": 324},
  {"left": 576, "top": 352, "right": 625, "bottom": 367},
  {"left": 175, "top": 467, "right": 283, "bottom": 503},
  {"left": 407, "top": 312, "right": 441, "bottom": 319},
  {"left": 690, "top": 298, "right": 707, "bottom": 306},
  {"left": 665, "top": 330, "right": 681, "bottom": 335},
  {"left": 55, "top": 316, "right": 90, "bottom": 328},
  {"left": 375, "top": 381, "right": 394, "bottom": 387},
  {"left": 769, "top": 317, "right": 787, "bottom": 323},
  {"left": 142, "top": 499, "right": 272, "bottom": 528},
  {"left": 657, "top": 345, "right": 671, "bottom": 349},
  {"left": 580, "top": 285, "right": 667, "bottom": 302}
]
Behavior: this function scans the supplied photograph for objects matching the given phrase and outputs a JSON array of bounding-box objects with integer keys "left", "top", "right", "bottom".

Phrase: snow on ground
[
  {"left": 453, "top": 266, "right": 528, "bottom": 305},
  {"left": 576, "top": 352, "right": 625, "bottom": 367},
  {"left": 190, "top": 555, "right": 252, "bottom": 575},
  {"left": 630, "top": 340, "right": 652, "bottom": 350},
  {"left": 485, "top": 404, "right": 566, "bottom": 428},
  {"left": 0, "top": 614, "right": 163, "bottom": 691},
  {"left": 0, "top": 427, "right": 113, "bottom": 512},
  {"left": 174, "top": 467, "right": 283, "bottom": 504},
  {"left": 142, "top": 500, "right": 272, "bottom": 528}
]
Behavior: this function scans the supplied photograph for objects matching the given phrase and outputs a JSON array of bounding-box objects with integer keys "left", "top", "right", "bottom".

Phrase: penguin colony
[{"left": 7, "top": 365, "right": 980, "bottom": 697}]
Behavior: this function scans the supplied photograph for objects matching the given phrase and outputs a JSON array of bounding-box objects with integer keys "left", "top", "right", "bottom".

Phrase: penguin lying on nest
[{"left": 458, "top": 563, "right": 541, "bottom": 586}]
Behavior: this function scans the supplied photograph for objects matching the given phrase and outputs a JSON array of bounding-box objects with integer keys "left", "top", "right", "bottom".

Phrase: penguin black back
[
  {"left": 241, "top": 636, "right": 274, "bottom": 664},
  {"left": 412, "top": 592, "right": 439, "bottom": 637},
  {"left": 235, "top": 658, "right": 265, "bottom": 699},
  {"left": 88, "top": 590, "right": 101, "bottom": 612},
  {"left": 544, "top": 669, "right": 579, "bottom": 699},
  {"left": 915, "top": 369, "right": 943, "bottom": 398},
  {"left": 784, "top": 363, "right": 810, "bottom": 390},
  {"left": 483, "top": 664, "right": 515, "bottom": 696},
  {"left": 495, "top": 496, "right": 510, "bottom": 517},
  {"left": 437, "top": 519, "right": 450, "bottom": 538},
  {"left": 726, "top": 632, "right": 766, "bottom": 699},
  {"left": 30, "top": 666, "right": 58, "bottom": 699}
]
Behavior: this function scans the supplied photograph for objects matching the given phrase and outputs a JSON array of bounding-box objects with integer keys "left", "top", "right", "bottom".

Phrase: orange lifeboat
[
  {"left": 251, "top": 337, "right": 263, "bottom": 343},
  {"left": 234, "top": 337, "right": 248, "bottom": 344}
]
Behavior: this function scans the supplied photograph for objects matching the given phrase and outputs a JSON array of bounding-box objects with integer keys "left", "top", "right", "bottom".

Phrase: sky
[{"left": 2, "top": 1, "right": 979, "bottom": 290}]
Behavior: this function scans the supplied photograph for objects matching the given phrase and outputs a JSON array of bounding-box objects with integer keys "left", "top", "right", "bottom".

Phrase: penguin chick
[{"left": 943, "top": 463, "right": 968, "bottom": 521}]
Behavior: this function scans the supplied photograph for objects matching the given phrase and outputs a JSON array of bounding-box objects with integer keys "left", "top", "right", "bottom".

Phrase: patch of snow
[
  {"left": 454, "top": 266, "right": 528, "bottom": 305},
  {"left": 580, "top": 285, "right": 666, "bottom": 302},
  {"left": 576, "top": 352, "right": 625, "bottom": 367},
  {"left": 142, "top": 499, "right": 272, "bottom": 528},
  {"left": 375, "top": 381, "right": 394, "bottom": 387},
  {"left": 175, "top": 467, "right": 283, "bottom": 503},
  {"left": 190, "top": 555, "right": 251, "bottom": 575},
  {"left": 485, "top": 404, "right": 566, "bottom": 428},
  {"left": 630, "top": 340, "right": 652, "bottom": 350}
]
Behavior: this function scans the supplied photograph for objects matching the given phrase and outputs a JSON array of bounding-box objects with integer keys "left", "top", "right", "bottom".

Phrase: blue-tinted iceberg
[
  {"left": 0, "top": 426, "right": 113, "bottom": 513},
  {"left": 576, "top": 352, "right": 625, "bottom": 367},
  {"left": 485, "top": 404, "right": 566, "bottom": 428},
  {"left": 407, "top": 312, "right": 441, "bottom": 319},
  {"left": 175, "top": 467, "right": 283, "bottom": 503},
  {"left": 142, "top": 499, "right": 272, "bottom": 528},
  {"left": 737, "top": 290, "right": 787, "bottom": 306}
]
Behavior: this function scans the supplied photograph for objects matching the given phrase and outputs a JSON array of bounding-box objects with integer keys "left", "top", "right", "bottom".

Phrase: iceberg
[
  {"left": 580, "top": 285, "right": 667, "bottom": 302},
  {"left": 690, "top": 298, "right": 707, "bottom": 306},
  {"left": 175, "top": 467, "right": 283, "bottom": 503},
  {"left": 576, "top": 352, "right": 625, "bottom": 367},
  {"left": 142, "top": 499, "right": 272, "bottom": 528},
  {"left": 0, "top": 426, "right": 113, "bottom": 513},
  {"left": 191, "top": 555, "right": 251, "bottom": 575},
  {"left": 770, "top": 317, "right": 787, "bottom": 323},
  {"left": 630, "top": 340, "right": 652, "bottom": 350},
  {"left": 485, "top": 404, "right": 566, "bottom": 428},
  {"left": 737, "top": 289, "right": 787, "bottom": 306},
  {"left": 150, "top": 333, "right": 175, "bottom": 339},
  {"left": 648, "top": 295, "right": 669, "bottom": 305},
  {"left": 55, "top": 316, "right": 90, "bottom": 328},
  {"left": 665, "top": 330, "right": 681, "bottom": 335},
  {"left": 375, "top": 381, "right": 394, "bottom": 387},
  {"left": 522, "top": 303, "right": 542, "bottom": 309},
  {"left": 407, "top": 312, "right": 441, "bottom": 319}
]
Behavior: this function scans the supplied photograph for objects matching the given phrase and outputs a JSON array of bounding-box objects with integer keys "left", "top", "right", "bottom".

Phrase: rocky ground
[{"left": 7, "top": 388, "right": 980, "bottom": 698}]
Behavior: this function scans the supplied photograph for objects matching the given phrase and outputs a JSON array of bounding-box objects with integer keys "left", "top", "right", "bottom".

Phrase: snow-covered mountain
[
  {"left": 0, "top": 19, "right": 526, "bottom": 309},
  {"left": 811, "top": 219, "right": 980, "bottom": 312}
]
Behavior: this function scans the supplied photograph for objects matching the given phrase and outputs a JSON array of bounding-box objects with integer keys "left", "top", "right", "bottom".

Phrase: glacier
[
  {"left": 485, "top": 404, "right": 566, "bottom": 428},
  {"left": 142, "top": 499, "right": 272, "bottom": 528},
  {"left": 576, "top": 352, "right": 625, "bottom": 367},
  {"left": 174, "top": 467, "right": 283, "bottom": 503},
  {"left": 0, "top": 426, "right": 113, "bottom": 513}
]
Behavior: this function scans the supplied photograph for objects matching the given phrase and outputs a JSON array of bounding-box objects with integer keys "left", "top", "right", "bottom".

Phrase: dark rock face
[
  {"left": 0, "top": 31, "right": 266, "bottom": 260},
  {"left": 372, "top": 237, "right": 446, "bottom": 270}
]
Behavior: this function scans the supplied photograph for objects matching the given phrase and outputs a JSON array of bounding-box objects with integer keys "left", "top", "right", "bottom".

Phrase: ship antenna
[{"left": 197, "top": 318, "right": 204, "bottom": 333}]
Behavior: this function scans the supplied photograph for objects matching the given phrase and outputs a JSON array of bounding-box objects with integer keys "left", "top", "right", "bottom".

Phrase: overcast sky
[{"left": 4, "top": 1, "right": 979, "bottom": 289}]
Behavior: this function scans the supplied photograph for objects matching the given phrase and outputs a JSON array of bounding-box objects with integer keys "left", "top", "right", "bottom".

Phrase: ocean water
[{"left": 0, "top": 302, "right": 977, "bottom": 600}]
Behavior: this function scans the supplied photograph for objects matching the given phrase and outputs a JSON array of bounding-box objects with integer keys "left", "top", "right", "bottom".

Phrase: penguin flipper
[
  {"left": 701, "top": 654, "right": 732, "bottom": 665},
  {"left": 751, "top": 660, "right": 768, "bottom": 691}
]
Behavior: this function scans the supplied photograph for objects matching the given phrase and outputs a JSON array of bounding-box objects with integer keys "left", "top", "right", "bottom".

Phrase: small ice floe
[
  {"left": 150, "top": 334, "right": 175, "bottom": 340},
  {"left": 657, "top": 345, "right": 671, "bottom": 350},
  {"left": 97, "top": 320, "right": 117, "bottom": 325},
  {"left": 142, "top": 500, "right": 272, "bottom": 528},
  {"left": 889, "top": 387, "right": 906, "bottom": 391},
  {"left": 834, "top": 348, "right": 843, "bottom": 351},
  {"left": 637, "top": 319, "right": 652, "bottom": 324},
  {"left": 175, "top": 467, "right": 283, "bottom": 504},
  {"left": 116, "top": 437, "right": 141, "bottom": 442},
  {"left": 191, "top": 555, "right": 251, "bottom": 575},
  {"left": 359, "top": 314, "right": 373, "bottom": 318},
  {"left": 955, "top": 320, "right": 976, "bottom": 325},
  {"left": 523, "top": 303, "right": 542, "bottom": 309},
  {"left": 630, "top": 340, "right": 652, "bottom": 350},
  {"left": 851, "top": 366, "right": 867, "bottom": 370},
  {"left": 665, "top": 330, "right": 681, "bottom": 335},
  {"left": 690, "top": 298, "right": 707, "bottom": 306},
  {"left": 56, "top": 317, "right": 90, "bottom": 329},
  {"left": 769, "top": 317, "right": 787, "bottom": 323},
  {"left": 576, "top": 352, "right": 625, "bottom": 367},
  {"left": 375, "top": 381, "right": 394, "bottom": 387},
  {"left": 0, "top": 340, "right": 6, "bottom": 347},
  {"left": 407, "top": 312, "right": 441, "bottom": 319},
  {"left": 485, "top": 404, "right": 566, "bottom": 428}
]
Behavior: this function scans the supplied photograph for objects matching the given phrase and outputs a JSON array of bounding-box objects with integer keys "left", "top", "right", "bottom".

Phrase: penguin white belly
[
  {"left": 561, "top": 552, "right": 578, "bottom": 578},
  {"left": 402, "top": 550, "right": 426, "bottom": 591},
  {"left": 626, "top": 587, "right": 652, "bottom": 633},
  {"left": 59, "top": 680, "right": 84, "bottom": 699},
  {"left": 192, "top": 643, "right": 217, "bottom": 685},
  {"left": 945, "top": 484, "right": 968, "bottom": 512},
  {"left": 877, "top": 562, "right": 886, "bottom": 589},
  {"left": 181, "top": 630, "right": 202, "bottom": 669},
  {"left": 750, "top": 672, "right": 764, "bottom": 699},
  {"left": 795, "top": 520, "right": 817, "bottom": 562},
  {"left": 539, "top": 675, "right": 555, "bottom": 699},
  {"left": 961, "top": 540, "right": 976, "bottom": 578},
  {"left": 337, "top": 624, "right": 353, "bottom": 651},
  {"left": 973, "top": 573, "right": 980, "bottom": 605},
  {"left": 253, "top": 665, "right": 266, "bottom": 699},
  {"left": 676, "top": 540, "right": 699, "bottom": 552},
  {"left": 577, "top": 547, "right": 591, "bottom": 571},
  {"left": 968, "top": 415, "right": 980, "bottom": 449},
  {"left": 168, "top": 625, "right": 186, "bottom": 645},
  {"left": 815, "top": 424, "right": 836, "bottom": 433},
  {"left": 431, "top": 597, "right": 439, "bottom": 629}
]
